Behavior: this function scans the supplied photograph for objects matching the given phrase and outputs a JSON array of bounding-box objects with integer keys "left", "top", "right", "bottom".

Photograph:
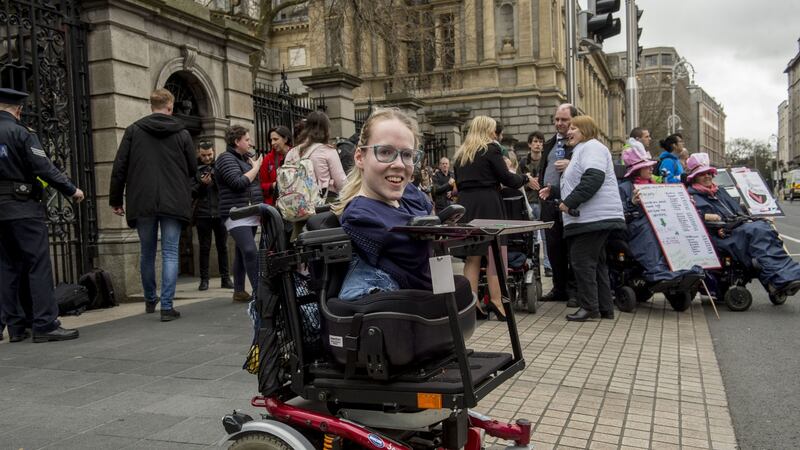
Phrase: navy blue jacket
[
  {"left": 0, "top": 111, "right": 76, "bottom": 220},
  {"left": 341, "top": 184, "right": 433, "bottom": 290},
  {"left": 215, "top": 147, "right": 263, "bottom": 218}
]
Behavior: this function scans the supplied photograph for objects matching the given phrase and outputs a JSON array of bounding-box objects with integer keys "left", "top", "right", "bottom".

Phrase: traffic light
[{"left": 579, "top": 0, "right": 622, "bottom": 47}]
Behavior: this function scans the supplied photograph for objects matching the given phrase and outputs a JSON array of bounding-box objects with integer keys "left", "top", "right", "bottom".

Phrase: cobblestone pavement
[
  {"left": 0, "top": 279, "right": 737, "bottom": 449},
  {"left": 472, "top": 298, "right": 738, "bottom": 450}
]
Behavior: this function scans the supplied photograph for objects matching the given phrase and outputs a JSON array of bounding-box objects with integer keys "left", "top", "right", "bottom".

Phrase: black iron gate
[
  {"left": 252, "top": 72, "right": 325, "bottom": 152},
  {"left": 1, "top": 0, "right": 97, "bottom": 283},
  {"left": 423, "top": 132, "right": 448, "bottom": 166}
]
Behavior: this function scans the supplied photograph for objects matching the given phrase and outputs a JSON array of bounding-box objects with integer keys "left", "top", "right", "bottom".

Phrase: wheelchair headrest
[{"left": 306, "top": 210, "right": 341, "bottom": 231}]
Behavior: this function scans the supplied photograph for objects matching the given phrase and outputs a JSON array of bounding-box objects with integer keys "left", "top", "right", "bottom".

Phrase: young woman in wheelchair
[
  {"left": 331, "top": 107, "right": 437, "bottom": 299},
  {"left": 686, "top": 153, "right": 800, "bottom": 298},
  {"left": 618, "top": 143, "right": 703, "bottom": 284}
]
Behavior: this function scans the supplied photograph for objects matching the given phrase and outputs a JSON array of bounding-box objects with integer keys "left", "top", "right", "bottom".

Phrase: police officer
[{"left": 0, "top": 88, "right": 84, "bottom": 343}]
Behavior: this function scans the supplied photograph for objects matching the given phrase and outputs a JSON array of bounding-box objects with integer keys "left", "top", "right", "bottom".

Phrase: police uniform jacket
[
  {"left": 109, "top": 113, "right": 196, "bottom": 227},
  {"left": 0, "top": 111, "right": 76, "bottom": 221}
]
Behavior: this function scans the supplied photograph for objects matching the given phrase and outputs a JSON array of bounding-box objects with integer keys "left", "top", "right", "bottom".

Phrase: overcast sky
[{"left": 594, "top": 0, "right": 800, "bottom": 143}]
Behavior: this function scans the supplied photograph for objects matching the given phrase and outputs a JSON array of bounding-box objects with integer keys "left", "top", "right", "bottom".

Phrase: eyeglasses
[{"left": 359, "top": 144, "right": 423, "bottom": 166}]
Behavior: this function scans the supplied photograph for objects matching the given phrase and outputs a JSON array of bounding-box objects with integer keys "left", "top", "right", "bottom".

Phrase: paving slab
[{"left": 0, "top": 277, "right": 736, "bottom": 449}]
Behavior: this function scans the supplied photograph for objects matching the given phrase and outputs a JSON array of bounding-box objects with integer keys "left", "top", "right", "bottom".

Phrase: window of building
[
  {"left": 273, "top": 0, "right": 308, "bottom": 21},
  {"left": 441, "top": 13, "right": 456, "bottom": 69},
  {"left": 644, "top": 55, "right": 658, "bottom": 67},
  {"left": 661, "top": 53, "right": 673, "bottom": 67}
]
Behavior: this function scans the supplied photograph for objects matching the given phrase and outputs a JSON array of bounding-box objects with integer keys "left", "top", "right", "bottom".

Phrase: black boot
[
  {"left": 161, "top": 308, "right": 181, "bottom": 322},
  {"left": 220, "top": 276, "right": 234, "bottom": 289},
  {"left": 33, "top": 327, "right": 79, "bottom": 343},
  {"left": 566, "top": 308, "right": 599, "bottom": 322},
  {"left": 198, "top": 278, "right": 209, "bottom": 291}
]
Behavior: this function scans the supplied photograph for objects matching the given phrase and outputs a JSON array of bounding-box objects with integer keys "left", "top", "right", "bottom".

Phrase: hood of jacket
[
  {"left": 134, "top": 113, "right": 186, "bottom": 137},
  {"left": 627, "top": 137, "right": 646, "bottom": 154},
  {"left": 658, "top": 150, "right": 678, "bottom": 161}
]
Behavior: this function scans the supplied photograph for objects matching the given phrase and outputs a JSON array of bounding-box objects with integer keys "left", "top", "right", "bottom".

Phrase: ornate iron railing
[{"left": 252, "top": 72, "right": 326, "bottom": 152}]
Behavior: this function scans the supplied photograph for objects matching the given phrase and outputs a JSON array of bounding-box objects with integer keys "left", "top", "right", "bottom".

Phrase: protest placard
[
  {"left": 729, "top": 168, "right": 784, "bottom": 217},
  {"left": 636, "top": 183, "right": 721, "bottom": 271}
]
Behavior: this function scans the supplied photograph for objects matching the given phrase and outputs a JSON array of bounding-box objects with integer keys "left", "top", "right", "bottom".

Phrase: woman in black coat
[
  {"left": 215, "top": 125, "right": 263, "bottom": 302},
  {"left": 453, "top": 115, "right": 536, "bottom": 320}
]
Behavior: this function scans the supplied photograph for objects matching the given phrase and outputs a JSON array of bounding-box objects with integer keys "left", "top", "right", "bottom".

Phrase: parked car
[
  {"left": 784, "top": 169, "right": 800, "bottom": 201},
  {"left": 714, "top": 168, "right": 744, "bottom": 207}
]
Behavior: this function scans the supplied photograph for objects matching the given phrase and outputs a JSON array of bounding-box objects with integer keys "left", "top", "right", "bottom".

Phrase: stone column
[
  {"left": 427, "top": 110, "right": 468, "bottom": 158},
  {"left": 301, "top": 67, "right": 363, "bottom": 139},
  {"left": 380, "top": 92, "right": 426, "bottom": 129}
]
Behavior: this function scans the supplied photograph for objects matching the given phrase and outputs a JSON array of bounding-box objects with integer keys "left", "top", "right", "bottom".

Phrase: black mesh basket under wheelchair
[{"left": 244, "top": 248, "right": 323, "bottom": 396}]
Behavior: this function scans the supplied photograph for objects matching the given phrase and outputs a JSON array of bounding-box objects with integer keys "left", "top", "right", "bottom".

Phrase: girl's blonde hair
[
  {"left": 505, "top": 151, "right": 518, "bottom": 171},
  {"left": 453, "top": 115, "right": 496, "bottom": 167},
  {"left": 332, "top": 107, "right": 420, "bottom": 215}
]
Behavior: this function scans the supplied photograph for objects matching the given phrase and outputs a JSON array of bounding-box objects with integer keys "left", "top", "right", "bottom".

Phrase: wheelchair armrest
[{"left": 296, "top": 228, "right": 350, "bottom": 247}]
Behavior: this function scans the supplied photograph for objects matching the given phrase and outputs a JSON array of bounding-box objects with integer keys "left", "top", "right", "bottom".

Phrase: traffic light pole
[
  {"left": 625, "top": 0, "right": 639, "bottom": 131},
  {"left": 566, "top": 0, "right": 578, "bottom": 104}
]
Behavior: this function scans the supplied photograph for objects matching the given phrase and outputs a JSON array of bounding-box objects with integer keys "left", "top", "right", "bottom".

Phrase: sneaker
[
  {"left": 221, "top": 276, "right": 234, "bottom": 289},
  {"left": 232, "top": 291, "right": 251, "bottom": 303},
  {"left": 145, "top": 300, "right": 158, "bottom": 314},
  {"left": 160, "top": 308, "right": 181, "bottom": 322},
  {"left": 544, "top": 267, "right": 553, "bottom": 277},
  {"left": 198, "top": 279, "right": 209, "bottom": 291}
]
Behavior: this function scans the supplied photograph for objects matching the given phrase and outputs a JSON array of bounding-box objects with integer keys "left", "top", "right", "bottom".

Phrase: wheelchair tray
[
  {"left": 305, "top": 351, "right": 519, "bottom": 409},
  {"left": 390, "top": 219, "right": 552, "bottom": 239}
]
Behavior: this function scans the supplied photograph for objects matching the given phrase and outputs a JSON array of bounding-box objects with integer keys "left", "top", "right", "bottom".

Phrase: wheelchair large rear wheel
[
  {"left": 664, "top": 290, "right": 694, "bottom": 312},
  {"left": 769, "top": 292, "right": 788, "bottom": 305},
  {"left": 724, "top": 286, "right": 752, "bottom": 311},
  {"left": 615, "top": 287, "right": 636, "bottom": 313},
  {"left": 228, "top": 434, "right": 293, "bottom": 450}
]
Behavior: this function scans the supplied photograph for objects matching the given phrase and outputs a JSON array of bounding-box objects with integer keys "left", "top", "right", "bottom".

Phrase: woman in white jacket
[{"left": 544, "top": 115, "right": 625, "bottom": 322}]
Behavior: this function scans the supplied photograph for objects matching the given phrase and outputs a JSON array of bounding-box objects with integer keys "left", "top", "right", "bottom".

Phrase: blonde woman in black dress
[{"left": 453, "top": 116, "right": 537, "bottom": 320}]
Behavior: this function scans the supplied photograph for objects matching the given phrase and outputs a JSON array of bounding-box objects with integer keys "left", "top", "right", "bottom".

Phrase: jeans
[
  {"left": 229, "top": 226, "right": 259, "bottom": 295},
  {"left": 529, "top": 202, "right": 551, "bottom": 270},
  {"left": 339, "top": 255, "right": 399, "bottom": 300},
  {"left": 136, "top": 216, "right": 183, "bottom": 310},
  {"left": 195, "top": 217, "right": 230, "bottom": 279}
]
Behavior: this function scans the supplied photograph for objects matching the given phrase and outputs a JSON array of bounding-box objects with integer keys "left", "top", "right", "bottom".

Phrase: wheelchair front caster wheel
[
  {"left": 769, "top": 292, "right": 788, "bottom": 305},
  {"left": 665, "top": 290, "right": 694, "bottom": 312},
  {"left": 525, "top": 281, "right": 540, "bottom": 314},
  {"left": 724, "top": 286, "right": 752, "bottom": 311},
  {"left": 615, "top": 286, "right": 636, "bottom": 313},
  {"left": 228, "top": 434, "right": 292, "bottom": 450}
]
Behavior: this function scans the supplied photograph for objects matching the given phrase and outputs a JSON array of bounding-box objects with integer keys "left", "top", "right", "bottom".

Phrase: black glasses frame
[{"left": 359, "top": 144, "right": 423, "bottom": 166}]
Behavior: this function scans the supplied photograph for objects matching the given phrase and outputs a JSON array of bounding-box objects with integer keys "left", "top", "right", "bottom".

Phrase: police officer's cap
[{"left": 0, "top": 88, "right": 29, "bottom": 105}]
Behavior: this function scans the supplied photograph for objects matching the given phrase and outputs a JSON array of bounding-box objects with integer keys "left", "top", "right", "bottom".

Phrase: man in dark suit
[{"left": 538, "top": 103, "right": 578, "bottom": 303}]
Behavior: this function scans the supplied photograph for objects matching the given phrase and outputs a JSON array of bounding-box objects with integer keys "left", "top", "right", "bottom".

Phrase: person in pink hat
[
  {"left": 617, "top": 145, "right": 703, "bottom": 285},
  {"left": 687, "top": 153, "right": 800, "bottom": 299}
]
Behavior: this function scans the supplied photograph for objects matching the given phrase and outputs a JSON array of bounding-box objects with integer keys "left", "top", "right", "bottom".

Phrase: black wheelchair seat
[
  {"left": 327, "top": 276, "right": 473, "bottom": 319},
  {"left": 299, "top": 210, "right": 477, "bottom": 380}
]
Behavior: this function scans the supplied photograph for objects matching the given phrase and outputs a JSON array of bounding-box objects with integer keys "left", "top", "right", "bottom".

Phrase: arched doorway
[{"left": 164, "top": 71, "right": 212, "bottom": 277}]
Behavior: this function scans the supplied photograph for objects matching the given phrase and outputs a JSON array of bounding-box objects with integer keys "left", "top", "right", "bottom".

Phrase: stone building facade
[
  {"left": 688, "top": 86, "right": 725, "bottom": 166},
  {"left": 267, "top": 0, "right": 628, "bottom": 157},
  {"left": 778, "top": 99, "right": 790, "bottom": 166},
  {"left": 785, "top": 39, "right": 800, "bottom": 165},
  {"left": 83, "top": 0, "right": 263, "bottom": 299},
  {"left": 609, "top": 47, "right": 725, "bottom": 164}
]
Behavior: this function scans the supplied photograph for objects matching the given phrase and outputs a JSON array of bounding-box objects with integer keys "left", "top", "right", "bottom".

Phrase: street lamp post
[{"left": 668, "top": 57, "right": 695, "bottom": 135}]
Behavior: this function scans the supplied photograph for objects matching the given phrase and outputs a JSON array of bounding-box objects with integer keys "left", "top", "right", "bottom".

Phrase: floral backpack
[{"left": 276, "top": 144, "right": 324, "bottom": 222}]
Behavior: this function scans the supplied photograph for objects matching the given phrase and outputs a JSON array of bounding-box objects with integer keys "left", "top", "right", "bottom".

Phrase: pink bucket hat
[
  {"left": 686, "top": 152, "right": 717, "bottom": 182},
  {"left": 622, "top": 143, "right": 657, "bottom": 178}
]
